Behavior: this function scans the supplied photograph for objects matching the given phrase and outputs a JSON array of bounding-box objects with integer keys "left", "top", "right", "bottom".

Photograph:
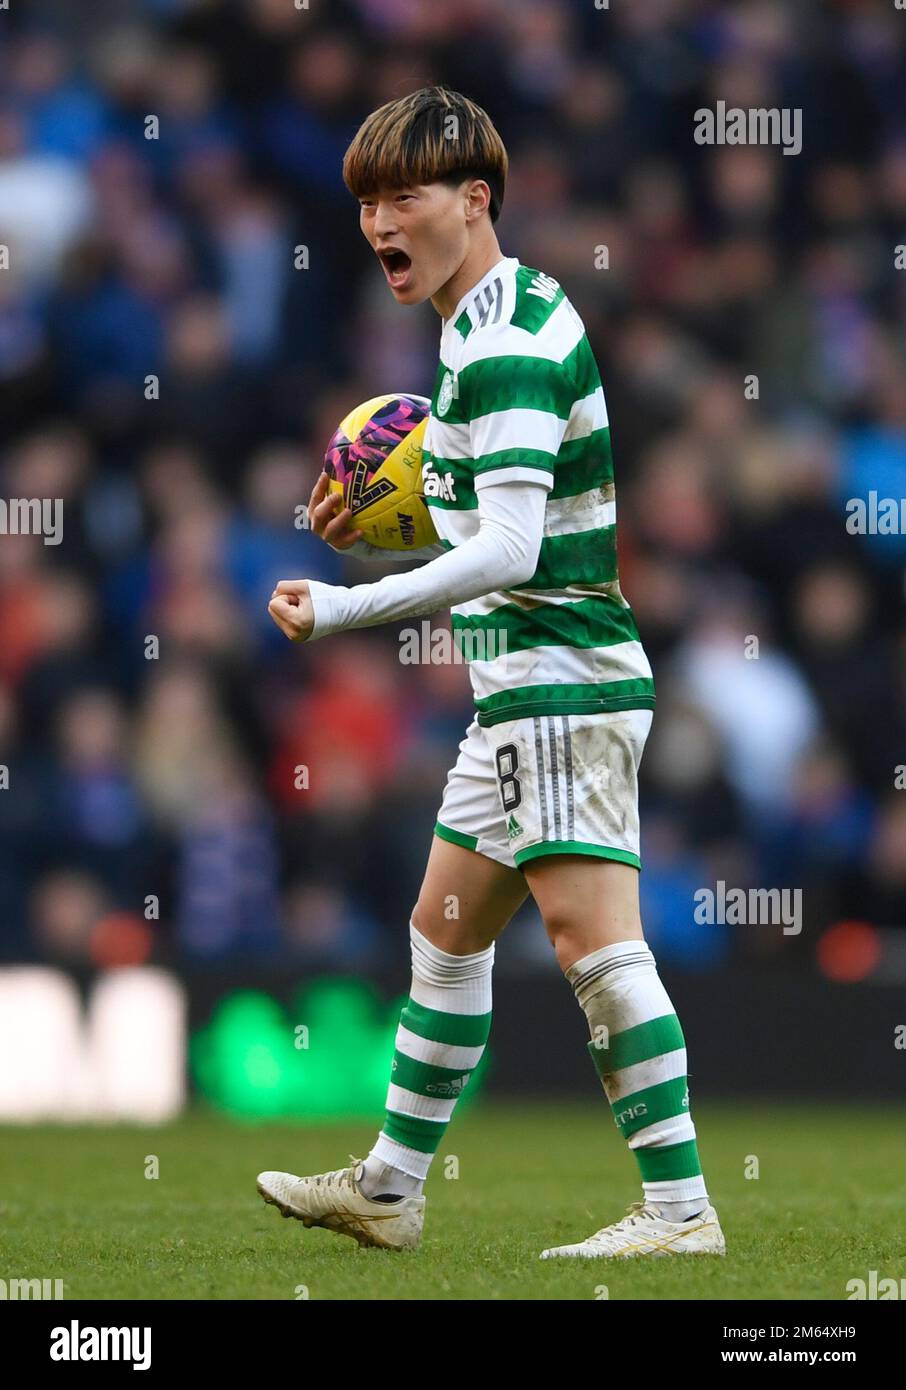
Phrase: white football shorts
[{"left": 434, "top": 708, "right": 653, "bottom": 871}]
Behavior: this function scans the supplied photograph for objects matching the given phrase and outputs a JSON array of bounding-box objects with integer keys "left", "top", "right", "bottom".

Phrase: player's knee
[
  {"left": 410, "top": 898, "right": 453, "bottom": 947},
  {"left": 412, "top": 899, "right": 499, "bottom": 955},
  {"left": 409, "top": 899, "right": 430, "bottom": 939},
  {"left": 541, "top": 908, "right": 580, "bottom": 951}
]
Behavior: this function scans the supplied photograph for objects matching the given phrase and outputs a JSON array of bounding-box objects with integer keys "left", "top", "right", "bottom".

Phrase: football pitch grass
[{"left": 2, "top": 1102, "right": 903, "bottom": 1301}]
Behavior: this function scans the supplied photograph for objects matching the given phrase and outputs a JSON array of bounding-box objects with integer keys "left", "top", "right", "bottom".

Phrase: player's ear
[{"left": 465, "top": 178, "right": 491, "bottom": 222}]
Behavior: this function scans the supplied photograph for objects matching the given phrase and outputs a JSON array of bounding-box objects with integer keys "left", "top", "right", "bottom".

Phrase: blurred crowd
[{"left": 0, "top": 0, "right": 904, "bottom": 973}]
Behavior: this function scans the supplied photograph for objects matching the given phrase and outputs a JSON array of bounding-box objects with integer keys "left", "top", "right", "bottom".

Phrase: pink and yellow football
[{"left": 324, "top": 393, "right": 437, "bottom": 550}]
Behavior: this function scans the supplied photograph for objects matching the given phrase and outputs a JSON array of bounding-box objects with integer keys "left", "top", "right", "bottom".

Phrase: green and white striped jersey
[{"left": 423, "top": 255, "right": 655, "bottom": 728}]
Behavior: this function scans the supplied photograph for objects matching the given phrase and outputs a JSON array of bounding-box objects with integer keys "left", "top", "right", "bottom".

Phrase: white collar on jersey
[{"left": 442, "top": 255, "right": 520, "bottom": 334}]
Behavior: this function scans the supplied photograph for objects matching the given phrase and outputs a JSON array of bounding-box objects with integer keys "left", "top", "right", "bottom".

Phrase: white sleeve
[{"left": 304, "top": 477, "right": 549, "bottom": 639}]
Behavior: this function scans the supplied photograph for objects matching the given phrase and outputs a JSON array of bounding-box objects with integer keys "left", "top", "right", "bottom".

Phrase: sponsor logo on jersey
[
  {"left": 422, "top": 460, "right": 457, "bottom": 502},
  {"left": 526, "top": 270, "right": 560, "bottom": 302},
  {"left": 506, "top": 813, "right": 523, "bottom": 840}
]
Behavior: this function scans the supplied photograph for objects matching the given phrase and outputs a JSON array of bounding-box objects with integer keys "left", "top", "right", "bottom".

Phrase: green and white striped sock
[
  {"left": 361, "top": 922, "right": 493, "bottom": 1198},
  {"left": 567, "top": 940, "right": 708, "bottom": 1217}
]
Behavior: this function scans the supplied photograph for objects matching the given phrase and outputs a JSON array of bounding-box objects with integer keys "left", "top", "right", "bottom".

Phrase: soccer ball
[{"left": 324, "top": 393, "right": 438, "bottom": 550}]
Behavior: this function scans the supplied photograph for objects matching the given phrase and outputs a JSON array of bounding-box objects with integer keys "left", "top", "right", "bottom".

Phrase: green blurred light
[{"left": 190, "top": 978, "right": 488, "bottom": 1121}]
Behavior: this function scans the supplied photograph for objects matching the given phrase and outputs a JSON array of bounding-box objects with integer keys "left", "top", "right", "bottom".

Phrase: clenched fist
[{"left": 268, "top": 579, "right": 315, "bottom": 642}]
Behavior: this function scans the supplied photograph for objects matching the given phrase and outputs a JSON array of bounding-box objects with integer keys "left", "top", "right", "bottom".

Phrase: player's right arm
[{"left": 281, "top": 476, "right": 547, "bottom": 640}]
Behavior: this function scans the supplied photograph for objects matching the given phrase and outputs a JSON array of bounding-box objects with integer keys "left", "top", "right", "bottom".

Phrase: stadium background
[{"left": 0, "top": 0, "right": 904, "bottom": 1122}]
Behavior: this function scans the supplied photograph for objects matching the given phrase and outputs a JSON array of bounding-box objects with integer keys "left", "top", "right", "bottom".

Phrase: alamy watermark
[
  {"left": 0, "top": 1275, "right": 64, "bottom": 1299},
  {"left": 847, "top": 1270, "right": 906, "bottom": 1300},
  {"left": 694, "top": 881, "right": 802, "bottom": 935},
  {"left": 0, "top": 498, "right": 63, "bottom": 545},
  {"left": 399, "top": 620, "right": 508, "bottom": 666},
  {"left": 694, "top": 102, "right": 802, "bottom": 157},
  {"left": 50, "top": 1322, "right": 151, "bottom": 1370},
  {"left": 845, "top": 491, "right": 906, "bottom": 535}
]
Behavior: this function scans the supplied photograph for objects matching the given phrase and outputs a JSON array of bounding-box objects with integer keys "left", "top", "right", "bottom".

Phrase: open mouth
[{"left": 378, "top": 247, "right": 413, "bottom": 289}]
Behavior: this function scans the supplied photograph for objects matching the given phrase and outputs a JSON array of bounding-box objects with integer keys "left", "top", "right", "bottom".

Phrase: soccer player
[{"left": 259, "top": 87, "right": 725, "bottom": 1259}]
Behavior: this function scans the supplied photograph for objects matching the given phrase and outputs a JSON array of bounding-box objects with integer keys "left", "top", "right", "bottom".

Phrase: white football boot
[
  {"left": 257, "top": 1158, "right": 425, "bottom": 1251},
  {"left": 540, "top": 1200, "right": 726, "bottom": 1259}
]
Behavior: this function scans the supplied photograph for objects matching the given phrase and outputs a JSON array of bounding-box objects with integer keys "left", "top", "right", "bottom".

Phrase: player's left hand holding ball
[
  {"left": 309, "top": 469, "right": 363, "bottom": 551},
  {"left": 268, "top": 580, "right": 315, "bottom": 642}
]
